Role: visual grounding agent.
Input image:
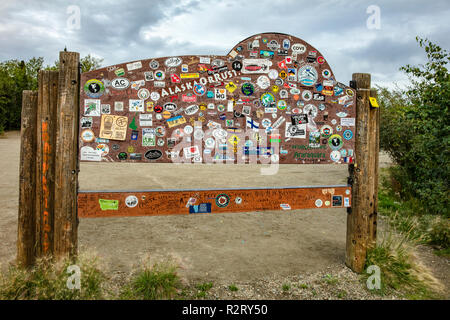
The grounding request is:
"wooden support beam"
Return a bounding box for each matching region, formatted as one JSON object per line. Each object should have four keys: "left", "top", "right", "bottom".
{"left": 17, "top": 90, "right": 38, "bottom": 267}
{"left": 345, "top": 73, "right": 371, "bottom": 273}
{"left": 36, "top": 71, "right": 59, "bottom": 257}
{"left": 368, "top": 88, "right": 380, "bottom": 248}
{"left": 53, "top": 51, "right": 80, "bottom": 259}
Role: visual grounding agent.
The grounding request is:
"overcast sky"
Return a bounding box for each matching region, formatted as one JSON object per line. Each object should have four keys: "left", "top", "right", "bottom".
{"left": 1, "top": 0, "right": 449, "bottom": 88}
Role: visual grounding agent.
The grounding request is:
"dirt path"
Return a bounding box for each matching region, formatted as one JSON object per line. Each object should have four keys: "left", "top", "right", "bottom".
{"left": 4, "top": 130, "right": 444, "bottom": 300}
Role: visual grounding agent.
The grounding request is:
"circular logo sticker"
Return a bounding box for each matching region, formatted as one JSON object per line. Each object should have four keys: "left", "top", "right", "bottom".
{"left": 330, "top": 150, "right": 341, "bottom": 162}
{"left": 84, "top": 79, "right": 104, "bottom": 98}
{"left": 257, "top": 76, "right": 270, "bottom": 89}
{"left": 155, "top": 126, "right": 165, "bottom": 137}
{"left": 81, "top": 129, "right": 95, "bottom": 142}
{"left": 193, "top": 84, "right": 206, "bottom": 96}
{"left": 215, "top": 193, "right": 230, "bottom": 208}
{"left": 343, "top": 130, "right": 353, "bottom": 140}
{"left": 268, "top": 69, "right": 279, "bottom": 80}
{"left": 277, "top": 100, "right": 287, "bottom": 110}
{"left": 117, "top": 152, "right": 127, "bottom": 160}
{"left": 260, "top": 92, "right": 275, "bottom": 108}
{"left": 149, "top": 60, "right": 159, "bottom": 69}
{"left": 302, "top": 90, "right": 312, "bottom": 101}
{"left": 315, "top": 199, "right": 323, "bottom": 207}
{"left": 298, "top": 65, "right": 318, "bottom": 86}
{"left": 138, "top": 88, "right": 150, "bottom": 100}
{"left": 320, "top": 125, "right": 333, "bottom": 137}
{"left": 235, "top": 197, "right": 242, "bottom": 204}
{"left": 183, "top": 125, "right": 193, "bottom": 135}
{"left": 328, "top": 134, "right": 343, "bottom": 150}
{"left": 125, "top": 195, "right": 139, "bottom": 208}
{"left": 154, "top": 70, "right": 165, "bottom": 80}
{"left": 322, "top": 69, "right": 331, "bottom": 79}
{"left": 241, "top": 83, "right": 254, "bottom": 96}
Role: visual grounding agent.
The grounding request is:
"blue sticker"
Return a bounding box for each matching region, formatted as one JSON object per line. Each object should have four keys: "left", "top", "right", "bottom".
{"left": 343, "top": 130, "right": 353, "bottom": 140}
{"left": 189, "top": 203, "right": 212, "bottom": 214}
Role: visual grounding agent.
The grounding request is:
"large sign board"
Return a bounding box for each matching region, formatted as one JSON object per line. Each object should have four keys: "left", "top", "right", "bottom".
{"left": 79, "top": 33, "right": 356, "bottom": 164}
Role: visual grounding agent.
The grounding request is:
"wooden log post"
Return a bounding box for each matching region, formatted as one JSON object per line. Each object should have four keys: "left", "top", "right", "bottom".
{"left": 53, "top": 51, "right": 80, "bottom": 259}
{"left": 17, "top": 91, "right": 38, "bottom": 267}
{"left": 35, "top": 71, "right": 59, "bottom": 258}
{"left": 345, "top": 73, "right": 372, "bottom": 273}
{"left": 368, "top": 88, "right": 380, "bottom": 248}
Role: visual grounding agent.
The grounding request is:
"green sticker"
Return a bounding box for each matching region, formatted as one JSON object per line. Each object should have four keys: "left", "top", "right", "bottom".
{"left": 129, "top": 115, "right": 138, "bottom": 130}
{"left": 99, "top": 199, "right": 119, "bottom": 210}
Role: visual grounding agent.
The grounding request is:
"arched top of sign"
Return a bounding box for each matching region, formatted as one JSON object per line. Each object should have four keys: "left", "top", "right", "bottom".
{"left": 79, "top": 32, "right": 356, "bottom": 164}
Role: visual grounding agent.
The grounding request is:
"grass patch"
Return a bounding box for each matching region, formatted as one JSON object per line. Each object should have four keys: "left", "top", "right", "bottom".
{"left": 195, "top": 282, "right": 213, "bottom": 298}
{"left": 322, "top": 274, "right": 339, "bottom": 285}
{"left": 299, "top": 283, "right": 308, "bottom": 289}
{"left": 228, "top": 284, "right": 238, "bottom": 292}
{"left": 120, "top": 261, "right": 180, "bottom": 300}
{"left": 282, "top": 283, "right": 290, "bottom": 291}
{"left": 0, "top": 251, "right": 105, "bottom": 300}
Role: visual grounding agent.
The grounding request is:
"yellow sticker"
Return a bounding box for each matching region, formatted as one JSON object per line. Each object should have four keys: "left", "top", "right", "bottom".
{"left": 225, "top": 81, "right": 237, "bottom": 93}
{"left": 369, "top": 97, "right": 379, "bottom": 108}
{"left": 180, "top": 73, "right": 200, "bottom": 79}
{"left": 99, "top": 115, "right": 128, "bottom": 141}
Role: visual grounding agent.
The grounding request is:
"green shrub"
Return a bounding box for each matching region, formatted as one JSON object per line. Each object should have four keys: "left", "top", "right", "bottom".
{"left": 120, "top": 262, "right": 180, "bottom": 300}
{"left": 377, "top": 37, "right": 450, "bottom": 217}
{"left": 428, "top": 218, "right": 450, "bottom": 248}
{"left": 0, "top": 252, "right": 106, "bottom": 300}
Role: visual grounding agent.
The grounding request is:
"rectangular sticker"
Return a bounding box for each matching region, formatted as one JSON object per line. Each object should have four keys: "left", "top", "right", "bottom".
{"left": 340, "top": 118, "right": 355, "bottom": 126}
{"left": 189, "top": 203, "right": 212, "bottom": 214}
{"left": 99, "top": 115, "right": 128, "bottom": 141}
{"left": 139, "top": 114, "right": 153, "bottom": 126}
{"left": 99, "top": 199, "right": 119, "bottom": 210}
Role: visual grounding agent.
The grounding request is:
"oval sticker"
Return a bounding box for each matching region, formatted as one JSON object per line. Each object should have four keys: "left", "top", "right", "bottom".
{"left": 111, "top": 78, "right": 130, "bottom": 90}
{"left": 144, "top": 149, "right": 163, "bottom": 160}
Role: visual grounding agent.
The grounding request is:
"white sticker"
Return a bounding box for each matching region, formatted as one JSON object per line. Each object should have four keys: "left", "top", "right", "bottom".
{"left": 125, "top": 195, "right": 139, "bottom": 208}
{"left": 126, "top": 61, "right": 142, "bottom": 71}
{"left": 139, "top": 114, "right": 153, "bottom": 126}
{"left": 280, "top": 203, "right": 291, "bottom": 210}
{"left": 341, "top": 118, "right": 355, "bottom": 126}
{"left": 315, "top": 199, "right": 323, "bottom": 207}
{"left": 80, "top": 146, "right": 101, "bottom": 161}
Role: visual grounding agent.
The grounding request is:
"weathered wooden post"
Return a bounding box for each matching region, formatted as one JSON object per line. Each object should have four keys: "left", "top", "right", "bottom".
{"left": 345, "top": 73, "right": 373, "bottom": 273}
{"left": 17, "top": 91, "right": 38, "bottom": 267}
{"left": 35, "top": 70, "right": 59, "bottom": 257}
{"left": 368, "top": 89, "right": 380, "bottom": 248}
{"left": 53, "top": 51, "right": 80, "bottom": 259}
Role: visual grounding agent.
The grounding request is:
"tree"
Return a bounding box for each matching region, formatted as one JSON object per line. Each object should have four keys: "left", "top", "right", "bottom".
{"left": 379, "top": 37, "right": 450, "bottom": 216}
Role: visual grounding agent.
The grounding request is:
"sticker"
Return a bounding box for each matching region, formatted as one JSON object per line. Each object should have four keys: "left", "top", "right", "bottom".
{"left": 330, "top": 150, "right": 341, "bottom": 162}
{"left": 84, "top": 79, "right": 105, "bottom": 98}
{"left": 144, "top": 149, "right": 163, "bottom": 160}
{"left": 154, "top": 70, "right": 165, "bottom": 81}
{"left": 332, "top": 195, "right": 343, "bottom": 207}
{"left": 285, "top": 123, "right": 306, "bottom": 138}
{"left": 215, "top": 193, "right": 230, "bottom": 208}
{"left": 149, "top": 60, "right": 159, "bottom": 69}
{"left": 99, "top": 115, "right": 128, "bottom": 141}
{"left": 114, "top": 101, "right": 124, "bottom": 112}
{"left": 280, "top": 203, "right": 291, "bottom": 210}
{"left": 117, "top": 152, "right": 128, "bottom": 160}
{"left": 328, "top": 134, "right": 343, "bottom": 150}
{"left": 111, "top": 78, "right": 130, "bottom": 90}
{"left": 214, "top": 88, "right": 226, "bottom": 100}
{"left": 183, "top": 145, "right": 200, "bottom": 159}
{"left": 165, "top": 57, "right": 182, "bottom": 67}
{"left": 369, "top": 97, "right": 379, "bottom": 108}
{"left": 298, "top": 65, "right": 318, "bottom": 86}
{"left": 193, "top": 84, "right": 206, "bottom": 96}
{"left": 96, "top": 144, "right": 109, "bottom": 156}
{"left": 138, "top": 88, "right": 150, "bottom": 100}
{"left": 80, "top": 146, "right": 101, "bottom": 161}
{"left": 167, "top": 116, "right": 186, "bottom": 128}
{"left": 84, "top": 99, "right": 101, "bottom": 116}
{"left": 315, "top": 199, "right": 323, "bottom": 207}
{"left": 81, "top": 117, "right": 93, "bottom": 128}
{"left": 142, "top": 129, "right": 156, "bottom": 147}
{"left": 125, "top": 195, "right": 139, "bottom": 208}
{"left": 129, "top": 99, "right": 144, "bottom": 112}
{"left": 341, "top": 118, "right": 355, "bottom": 127}
{"left": 99, "top": 199, "right": 119, "bottom": 211}
{"left": 343, "top": 130, "right": 353, "bottom": 140}
{"left": 81, "top": 129, "right": 95, "bottom": 142}
{"left": 291, "top": 43, "right": 306, "bottom": 54}
{"left": 189, "top": 203, "right": 212, "bottom": 214}
{"left": 126, "top": 61, "right": 142, "bottom": 71}
{"left": 235, "top": 197, "right": 242, "bottom": 205}
{"left": 344, "top": 197, "right": 350, "bottom": 207}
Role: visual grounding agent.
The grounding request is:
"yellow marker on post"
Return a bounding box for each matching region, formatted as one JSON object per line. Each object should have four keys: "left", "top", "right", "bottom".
{"left": 369, "top": 97, "right": 379, "bottom": 108}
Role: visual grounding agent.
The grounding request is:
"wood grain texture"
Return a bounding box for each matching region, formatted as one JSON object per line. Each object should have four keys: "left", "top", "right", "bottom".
{"left": 36, "top": 71, "right": 59, "bottom": 257}
{"left": 53, "top": 52, "right": 80, "bottom": 259}
{"left": 368, "top": 88, "right": 379, "bottom": 248}
{"left": 78, "top": 186, "right": 352, "bottom": 218}
{"left": 17, "top": 90, "right": 38, "bottom": 267}
{"left": 345, "top": 73, "right": 371, "bottom": 273}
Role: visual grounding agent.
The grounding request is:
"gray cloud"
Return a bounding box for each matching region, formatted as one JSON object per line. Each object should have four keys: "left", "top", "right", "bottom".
{"left": 0, "top": 0, "right": 449, "bottom": 88}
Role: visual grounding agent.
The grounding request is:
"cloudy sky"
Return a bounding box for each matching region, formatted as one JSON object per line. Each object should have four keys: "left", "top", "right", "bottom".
{"left": 1, "top": 0, "right": 449, "bottom": 88}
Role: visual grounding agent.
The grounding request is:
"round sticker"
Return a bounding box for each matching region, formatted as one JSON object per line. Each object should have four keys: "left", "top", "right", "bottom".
{"left": 261, "top": 118, "right": 272, "bottom": 128}
{"left": 260, "top": 92, "right": 275, "bottom": 108}
{"left": 216, "top": 193, "right": 230, "bottom": 208}
{"left": 117, "top": 152, "right": 127, "bottom": 160}
{"left": 232, "top": 61, "right": 242, "bottom": 71}
{"left": 322, "top": 69, "right": 331, "bottom": 79}
{"left": 138, "top": 88, "right": 150, "bottom": 100}
{"left": 193, "top": 84, "right": 206, "bottom": 96}
{"left": 157, "top": 138, "right": 165, "bottom": 147}
{"left": 154, "top": 70, "right": 165, "bottom": 80}
{"left": 155, "top": 126, "right": 165, "bottom": 137}
{"left": 302, "top": 90, "right": 312, "bottom": 101}
{"left": 81, "top": 129, "right": 95, "bottom": 142}
{"left": 270, "top": 154, "right": 279, "bottom": 162}
{"left": 343, "top": 130, "right": 353, "bottom": 140}
{"left": 235, "top": 197, "right": 242, "bottom": 205}
{"left": 125, "top": 195, "right": 139, "bottom": 208}
{"left": 205, "top": 137, "right": 215, "bottom": 148}
{"left": 150, "top": 91, "right": 160, "bottom": 101}
{"left": 84, "top": 79, "right": 105, "bottom": 98}
{"left": 183, "top": 125, "right": 193, "bottom": 135}
{"left": 162, "top": 110, "right": 171, "bottom": 119}
{"left": 320, "top": 125, "right": 333, "bottom": 137}
{"left": 277, "top": 100, "right": 287, "bottom": 110}
{"left": 298, "top": 65, "right": 318, "bottom": 86}
{"left": 268, "top": 69, "right": 279, "bottom": 80}
{"left": 241, "top": 83, "right": 254, "bottom": 96}
{"left": 330, "top": 150, "right": 341, "bottom": 162}
{"left": 304, "top": 104, "right": 318, "bottom": 118}
{"left": 149, "top": 60, "right": 159, "bottom": 69}
{"left": 194, "top": 129, "right": 204, "bottom": 140}
{"left": 315, "top": 199, "right": 323, "bottom": 207}
{"left": 328, "top": 134, "right": 343, "bottom": 150}
{"left": 257, "top": 76, "right": 271, "bottom": 89}
{"left": 325, "top": 200, "right": 331, "bottom": 206}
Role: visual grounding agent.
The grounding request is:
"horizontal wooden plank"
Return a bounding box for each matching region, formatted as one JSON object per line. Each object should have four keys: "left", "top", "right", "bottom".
{"left": 77, "top": 186, "right": 352, "bottom": 218}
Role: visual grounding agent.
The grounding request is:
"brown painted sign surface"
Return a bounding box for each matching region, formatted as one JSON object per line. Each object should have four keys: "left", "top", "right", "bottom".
{"left": 79, "top": 32, "right": 356, "bottom": 164}
{"left": 78, "top": 186, "right": 352, "bottom": 218}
